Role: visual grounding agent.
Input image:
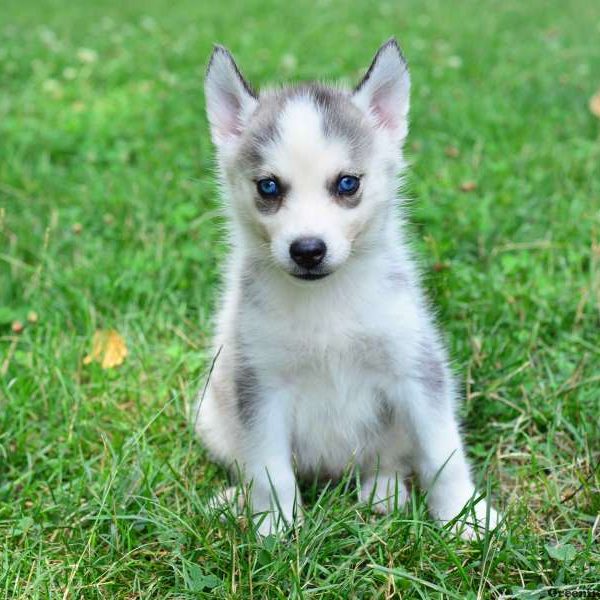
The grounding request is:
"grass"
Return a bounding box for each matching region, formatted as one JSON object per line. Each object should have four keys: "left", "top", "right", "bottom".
{"left": 1, "top": 0, "right": 599, "bottom": 597}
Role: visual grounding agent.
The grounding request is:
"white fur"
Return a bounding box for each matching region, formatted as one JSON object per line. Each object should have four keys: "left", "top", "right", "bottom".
{"left": 195, "top": 41, "right": 499, "bottom": 539}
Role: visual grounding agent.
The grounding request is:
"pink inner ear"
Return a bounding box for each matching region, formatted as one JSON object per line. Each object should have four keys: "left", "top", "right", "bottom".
{"left": 216, "top": 91, "right": 244, "bottom": 139}
{"left": 371, "top": 84, "right": 398, "bottom": 131}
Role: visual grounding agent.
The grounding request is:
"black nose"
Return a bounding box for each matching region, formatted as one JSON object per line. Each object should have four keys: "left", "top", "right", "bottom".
{"left": 289, "top": 237, "right": 327, "bottom": 269}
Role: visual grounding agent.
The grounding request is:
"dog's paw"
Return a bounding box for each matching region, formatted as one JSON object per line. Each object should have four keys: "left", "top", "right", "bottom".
{"left": 208, "top": 486, "right": 246, "bottom": 523}
{"left": 458, "top": 502, "right": 501, "bottom": 541}
{"left": 432, "top": 497, "right": 501, "bottom": 541}
{"left": 359, "top": 473, "right": 409, "bottom": 514}
{"left": 253, "top": 507, "right": 303, "bottom": 537}
{"left": 208, "top": 487, "right": 303, "bottom": 536}
{"left": 209, "top": 486, "right": 243, "bottom": 509}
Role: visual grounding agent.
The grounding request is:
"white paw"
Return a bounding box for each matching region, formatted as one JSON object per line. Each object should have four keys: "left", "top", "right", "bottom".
{"left": 208, "top": 486, "right": 303, "bottom": 536}
{"left": 208, "top": 486, "right": 246, "bottom": 522}
{"left": 253, "top": 505, "right": 303, "bottom": 537}
{"left": 432, "top": 497, "right": 501, "bottom": 540}
{"left": 254, "top": 511, "right": 287, "bottom": 537}
{"left": 459, "top": 501, "right": 501, "bottom": 541}
{"left": 359, "top": 473, "right": 409, "bottom": 514}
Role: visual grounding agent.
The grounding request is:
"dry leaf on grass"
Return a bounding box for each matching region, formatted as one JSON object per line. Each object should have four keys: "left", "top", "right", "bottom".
{"left": 432, "top": 262, "right": 450, "bottom": 272}
{"left": 460, "top": 181, "right": 478, "bottom": 192}
{"left": 83, "top": 329, "right": 128, "bottom": 369}
{"left": 589, "top": 90, "right": 600, "bottom": 118}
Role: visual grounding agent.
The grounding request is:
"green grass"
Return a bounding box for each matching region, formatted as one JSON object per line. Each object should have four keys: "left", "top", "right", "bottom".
{"left": 1, "top": 0, "right": 599, "bottom": 597}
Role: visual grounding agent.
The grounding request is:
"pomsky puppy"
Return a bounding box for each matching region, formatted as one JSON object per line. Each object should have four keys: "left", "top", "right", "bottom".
{"left": 194, "top": 38, "right": 499, "bottom": 538}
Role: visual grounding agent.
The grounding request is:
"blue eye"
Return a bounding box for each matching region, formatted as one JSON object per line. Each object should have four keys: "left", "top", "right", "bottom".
{"left": 257, "top": 178, "right": 280, "bottom": 198}
{"left": 337, "top": 175, "right": 360, "bottom": 195}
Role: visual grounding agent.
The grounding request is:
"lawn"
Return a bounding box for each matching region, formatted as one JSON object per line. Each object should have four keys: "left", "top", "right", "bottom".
{"left": 1, "top": 0, "right": 599, "bottom": 597}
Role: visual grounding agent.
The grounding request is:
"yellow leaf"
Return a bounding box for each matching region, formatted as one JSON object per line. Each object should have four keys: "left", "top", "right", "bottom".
{"left": 590, "top": 90, "right": 600, "bottom": 118}
{"left": 460, "top": 181, "right": 478, "bottom": 192}
{"left": 83, "top": 329, "right": 128, "bottom": 369}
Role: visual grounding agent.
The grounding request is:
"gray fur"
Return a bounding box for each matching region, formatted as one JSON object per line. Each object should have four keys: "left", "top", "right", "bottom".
{"left": 255, "top": 184, "right": 285, "bottom": 215}
{"left": 235, "top": 353, "right": 260, "bottom": 423}
{"left": 375, "top": 391, "right": 396, "bottom": 428}
{"left": 240, "top": 269, "right": 260, "bottom": 307}
{"left": 237, "top": 93, "right": 287, "bottom": 172}
{"left": 353, "top": 38, "right": 408, "bottom": 95}
{"left": 304, "top": 84, "right": 373, "bottom": 163}
{"left": 386, "top": 269, "right": 409, "bottom": 287}
{"left": 416, "top": 339, "right": 447, "bottom": 396}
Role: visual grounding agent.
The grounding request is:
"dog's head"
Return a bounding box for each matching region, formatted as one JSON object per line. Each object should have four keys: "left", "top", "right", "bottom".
{"left": 205, "top": 39, "right": 410, "bottom": 282}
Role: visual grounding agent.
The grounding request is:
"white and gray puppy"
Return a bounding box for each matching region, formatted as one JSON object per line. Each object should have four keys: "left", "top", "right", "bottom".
{"left": 195, "top": 38, "right": 499, "bottom": 538}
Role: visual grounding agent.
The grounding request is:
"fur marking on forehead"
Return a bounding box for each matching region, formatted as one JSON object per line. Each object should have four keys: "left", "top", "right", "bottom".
{"left": 238, "top": 84, "right": 373, "bottom": 171}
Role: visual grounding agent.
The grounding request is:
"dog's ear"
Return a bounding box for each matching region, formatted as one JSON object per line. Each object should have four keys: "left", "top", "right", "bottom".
{"left": 352, "top": 38, "right": 410, "bottom": 142}
{"left": 205, "top": 45, "right": 258, "bottom": 146}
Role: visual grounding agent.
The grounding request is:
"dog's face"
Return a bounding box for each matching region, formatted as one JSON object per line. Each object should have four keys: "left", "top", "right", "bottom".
{"left": 205, "top": 40, "right": 410, "bottom": 281}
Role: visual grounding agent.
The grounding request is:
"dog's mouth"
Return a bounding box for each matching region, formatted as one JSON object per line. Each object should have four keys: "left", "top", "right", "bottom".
{"left": 290, "top": 271, "right": 331, "bottom": 281}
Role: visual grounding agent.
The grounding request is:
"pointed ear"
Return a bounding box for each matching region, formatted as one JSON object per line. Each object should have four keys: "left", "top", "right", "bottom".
{"left": 205, "top": 45, "right": 258, "bottom": 146}
{"left": 352, "top": 38, "right": 410, "bottom": 141}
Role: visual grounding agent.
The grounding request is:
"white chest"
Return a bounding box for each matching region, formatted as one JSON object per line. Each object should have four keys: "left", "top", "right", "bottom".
{"left": 288, "top": 357, "right": 389, "bottom": 476}
{"left": 238, "top": 274, "right": 422, "bottom": 476}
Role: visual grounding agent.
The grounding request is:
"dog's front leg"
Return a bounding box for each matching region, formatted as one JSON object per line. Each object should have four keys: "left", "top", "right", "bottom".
{"left": 402, "top": 380, "right": 499, "bottom": 539}
{"left": 241, "top": 388, "right": 300, "bottom": 536}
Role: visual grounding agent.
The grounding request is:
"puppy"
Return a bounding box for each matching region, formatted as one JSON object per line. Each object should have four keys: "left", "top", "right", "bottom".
{"left": 194, "top": 39, "right": 499, "bottom": 538}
